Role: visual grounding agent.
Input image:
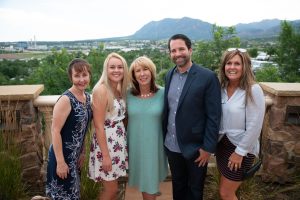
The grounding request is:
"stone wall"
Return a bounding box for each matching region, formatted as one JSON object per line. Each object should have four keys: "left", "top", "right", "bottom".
{"left": 260, "top": 83, "right": 300, "bottom": 183}
{"left": 1, "top": 99, "right": 44, "bottom": 194}
{"left": 0, "top": 85, "right": 45, "bottom": 195}
{"left": 20, "top": 101, "right": 45, "bottom": 194}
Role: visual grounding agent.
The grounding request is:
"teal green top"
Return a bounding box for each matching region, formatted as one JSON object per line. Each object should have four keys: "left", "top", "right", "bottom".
{"left": 127, "top": 88, "right": 168, "bottom": 194}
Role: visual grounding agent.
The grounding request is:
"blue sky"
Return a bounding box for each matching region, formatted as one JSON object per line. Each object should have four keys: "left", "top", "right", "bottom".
{"left": 0, "top": 0, "right": 299, "bottom": 42}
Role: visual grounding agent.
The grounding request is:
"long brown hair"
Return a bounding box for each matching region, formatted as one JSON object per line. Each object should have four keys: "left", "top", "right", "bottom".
{"left": 218, "top": 49, "right": 256, "bottom": 104}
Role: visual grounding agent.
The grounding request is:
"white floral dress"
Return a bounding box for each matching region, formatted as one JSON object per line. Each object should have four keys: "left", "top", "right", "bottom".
{"left": 88, "top": 99, "right": 128, "bottom": 181}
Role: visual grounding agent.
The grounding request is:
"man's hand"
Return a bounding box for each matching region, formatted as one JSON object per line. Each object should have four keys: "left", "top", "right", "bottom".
{"left": 194, "top": 148, "right": 211, "bottom": 167}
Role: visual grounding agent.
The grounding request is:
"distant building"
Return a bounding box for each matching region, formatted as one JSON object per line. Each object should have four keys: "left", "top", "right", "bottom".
{"left": 256, "top": 52, "right": 270, "bottom": 61}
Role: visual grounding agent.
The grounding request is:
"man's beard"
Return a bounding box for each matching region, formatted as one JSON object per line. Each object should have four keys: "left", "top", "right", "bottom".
{"left": 174, "top": 56, "right": 189, "bottom": 67}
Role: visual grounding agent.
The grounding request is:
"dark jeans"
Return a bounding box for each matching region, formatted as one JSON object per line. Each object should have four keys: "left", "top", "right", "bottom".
{"left": 166, "top": 148, "right": 207, "bottom": 200}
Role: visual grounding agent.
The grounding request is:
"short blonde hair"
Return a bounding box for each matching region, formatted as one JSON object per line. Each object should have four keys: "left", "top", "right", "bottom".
{"left": 129, "top": 56, "right": 159, "bottom": 96}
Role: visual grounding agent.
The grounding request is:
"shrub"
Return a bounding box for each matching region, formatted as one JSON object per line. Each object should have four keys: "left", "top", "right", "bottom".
{"left": 80, "top": 127, "right": 102, "bottom": 200}
{"left": 0, "top": 133, "right": 28, "bottom": 200}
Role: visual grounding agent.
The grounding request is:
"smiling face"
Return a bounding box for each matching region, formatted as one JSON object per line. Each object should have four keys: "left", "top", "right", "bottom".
{"left": 133, "top": 64, "right": 152, "bottom": 87}
{"left": 71, "top": 67, "right": 90, "bottom": 91}
{"left": 107, "top": 57, "right": 124, "bottom": 84}
{"left": 169, "top": 39, "right": 192, "bottom": 69}
{"left": 224, "top": 54, "right": 243, "bottom": 83}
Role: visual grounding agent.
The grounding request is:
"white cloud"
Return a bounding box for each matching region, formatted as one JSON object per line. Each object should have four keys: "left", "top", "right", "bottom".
{"left": 0, "top": 0, "right": 299, "bottom": 41}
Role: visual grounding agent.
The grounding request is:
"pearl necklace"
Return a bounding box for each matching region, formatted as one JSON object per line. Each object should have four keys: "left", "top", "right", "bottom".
{"left": 140, "top": 92, "right": 152, "bottom": 98}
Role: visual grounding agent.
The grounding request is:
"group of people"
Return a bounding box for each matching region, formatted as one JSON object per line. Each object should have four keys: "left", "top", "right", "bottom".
{"left": 45, "top": 33, "right": 265, "bottom": 200}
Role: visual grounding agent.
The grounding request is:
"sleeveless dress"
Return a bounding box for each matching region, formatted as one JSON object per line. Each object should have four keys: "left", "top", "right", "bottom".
{"left": 46, "top": 90, "right": 92, "bottom": 200}
{"left": 88, "top": 98, "right": 128, "bottom": 181}
{"left": 127, "top": 88, "right": 168, "bottom": 194}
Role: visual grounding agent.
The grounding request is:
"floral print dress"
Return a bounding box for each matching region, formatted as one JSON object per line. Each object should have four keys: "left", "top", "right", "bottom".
{"left": 88, "top": 98, "right": 128, "bottom": 181}
{"left": 46, "top": 90, "right": 92, "bottom": 200}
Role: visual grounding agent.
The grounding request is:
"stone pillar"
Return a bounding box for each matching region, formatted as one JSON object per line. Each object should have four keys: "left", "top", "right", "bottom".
{"left": 33, "top": 95, "right": 60, "bottom": 184}
{"left": 260, "top": 82, "right": 300, "bottom": 183}
{"left": 0, "top": 85, "right": 45, "bottom": 195}
{"left": 37, "top": 107, "right": 53, "bottom": 159}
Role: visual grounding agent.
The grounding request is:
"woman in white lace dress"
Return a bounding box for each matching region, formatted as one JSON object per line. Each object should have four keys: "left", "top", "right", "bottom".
{"left": 88, "top": 52, "right": 129, "bottom": 200}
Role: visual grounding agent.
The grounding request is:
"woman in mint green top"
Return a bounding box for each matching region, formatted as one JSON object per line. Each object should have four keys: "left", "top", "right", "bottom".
{"left": 127, "top": 56, "right": 168, "bottom": 200}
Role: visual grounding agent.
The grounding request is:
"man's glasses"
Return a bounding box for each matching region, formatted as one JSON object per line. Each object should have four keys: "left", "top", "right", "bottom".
{"left": 227, "top": 48, "right": 247, "bottom": 53}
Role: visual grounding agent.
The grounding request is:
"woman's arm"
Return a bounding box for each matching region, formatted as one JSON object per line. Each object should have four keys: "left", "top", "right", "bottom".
{"left": 92, "top": 85, "right": 112, "bottom": 172}
{"left": 51, "top": 95, "right": 71, "bottom": 179}
{"left": 235, "top": 84, "right": 265, "bottom": 156}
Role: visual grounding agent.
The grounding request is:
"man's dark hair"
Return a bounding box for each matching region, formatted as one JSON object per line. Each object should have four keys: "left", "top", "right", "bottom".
{"left": 168, "top": 34, "right": 192, "bottom": 52}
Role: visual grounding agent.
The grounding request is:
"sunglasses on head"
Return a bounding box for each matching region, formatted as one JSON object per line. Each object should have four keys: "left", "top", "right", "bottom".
{"left": 227, "top": 48, "right": 247, "bottom": 53}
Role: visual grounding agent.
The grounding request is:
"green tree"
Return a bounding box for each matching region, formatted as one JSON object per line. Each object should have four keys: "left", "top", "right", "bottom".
{"left": 275, "top": 21, "right": 300, "bottom": 82}
{"left": 255, "top": 64, "right": 282, "bottom": 82}
{"left": 86, "top": 47, "right": 108, "bottom": 86}
{"left": 193, "top": 24, "right": 240, "bottom": 72}
{"left": 0, "top": 59, "right": 39, "bottom": 85}
{"left": 26, "top": 49, "right": 77, "bottom": 94}
{"left": 0, "top": 72, "right": 8, "bottom": 84}
{"left": 248, "top": 48, "right": 258, "bottom": 58}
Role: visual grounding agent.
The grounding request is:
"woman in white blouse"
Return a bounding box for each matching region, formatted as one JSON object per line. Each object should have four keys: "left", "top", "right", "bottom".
{"left": 215, "top": 48, "right": 265, "bottom": 200}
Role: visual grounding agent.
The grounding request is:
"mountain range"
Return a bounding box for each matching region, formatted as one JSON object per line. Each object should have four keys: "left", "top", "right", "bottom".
{"left": 110, "top": 17, "right": 300, "bottom": 41}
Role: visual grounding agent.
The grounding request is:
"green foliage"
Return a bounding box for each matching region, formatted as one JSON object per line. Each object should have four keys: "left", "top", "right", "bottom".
{"left": 0, "top": 133, "right": 27, "bottom": 200}
{"left": 237, "top": 177, "right": 265, "bottom": 200}
{"left": 0, "top": 59, "right": 39, "bottom": 85}
{"left": 204, "top": 167, "right": 221, "bottom": 199}
{"left": 193, "top": 24, "right": 240, "bottom": 72}
{"left": 275, "top": 21, "right": 300, "bottom": 82}
{"left": 0, "top": 72, "right": 8, "bottom": 83}
{"left": 248, "top": 48, "right": 258, "bottom": 58}
{"left": 86, "top": 47, "right": 108, "bottom": 86}
{"left": 265, "top": 46, "right": 277, "bottom": 58}
{"left": 157, "top": 68, "right": 169, "bottom": 86}
{"left": 26, "top": 48, "right": 92, "bottom": 95}
{"left": 0, "top": 47, "right": 173, "bottom": 94}
{"left": 205, "top": 166, "right": 300, "bottom": 200}
{"left": 255, "top": 65, "right": 282, "bottom": 82}
{"left": 193, "top": 42, "right": 217, "bottom": 70}
{"left": 205, "top": 167, "right": 265, "bottom": 200}
{"left": 80, "top": 127, "right": 102, "bottom": 200}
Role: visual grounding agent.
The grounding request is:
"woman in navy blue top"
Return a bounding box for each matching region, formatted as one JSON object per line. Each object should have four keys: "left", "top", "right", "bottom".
{"left": 46, "top": 58, "right": 92, "bottom": 200}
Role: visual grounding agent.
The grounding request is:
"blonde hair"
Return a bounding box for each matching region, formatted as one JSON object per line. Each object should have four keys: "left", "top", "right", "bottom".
{"left": 129, "top": 56, "right": 159, "bottom": 96}
{"left": 218, "top": 50, "right": 256, "bottom": 104}
{"left": 93, "top": 52, "right": 129, "bottom": 112}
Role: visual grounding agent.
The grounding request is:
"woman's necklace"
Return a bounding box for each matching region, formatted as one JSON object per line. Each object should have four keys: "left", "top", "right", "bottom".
{"left": 140, "top": 92, "right": 152, "bottom": 98}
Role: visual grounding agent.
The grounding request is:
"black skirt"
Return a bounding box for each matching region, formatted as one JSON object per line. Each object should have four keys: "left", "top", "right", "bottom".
{"left": 216, "top": 135, "right": 255, "bottom": 181}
